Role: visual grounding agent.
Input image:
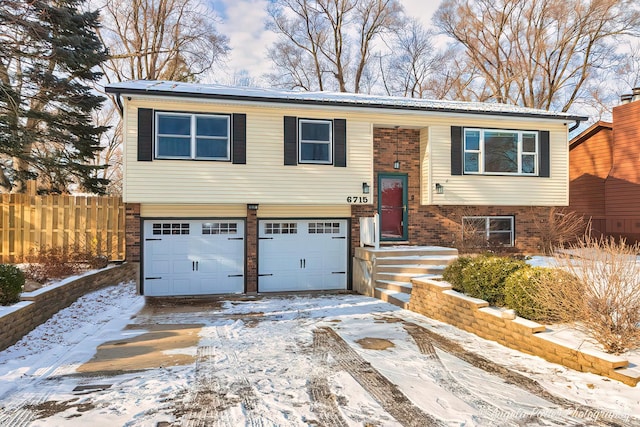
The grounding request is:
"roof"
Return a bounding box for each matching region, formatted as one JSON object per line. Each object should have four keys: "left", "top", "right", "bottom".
{"left": 105, "top": 80, "right": 588, "bottom": 122}
{"left": 569, "top": 121, "right": 613, "bottom": 149}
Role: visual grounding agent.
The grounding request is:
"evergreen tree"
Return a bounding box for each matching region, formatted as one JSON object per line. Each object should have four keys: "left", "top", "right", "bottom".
{"left": 0, "top": 0, "right": 109, "bottom": 194}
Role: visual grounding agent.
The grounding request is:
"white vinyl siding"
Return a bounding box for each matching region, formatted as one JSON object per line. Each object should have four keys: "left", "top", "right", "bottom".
{"left": 123, "top": 98, "right": 372, "bottom": 204}
{"left": 426, "top": 122, "right": 568, "bottom": 206}
{"left": 123, "top": 96, "right": 568, "bottom": 207}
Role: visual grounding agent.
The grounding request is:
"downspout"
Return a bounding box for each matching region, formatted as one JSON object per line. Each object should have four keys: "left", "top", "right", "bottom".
{"left": 569, "top": 120, "right": 581, "bottom": 133}
{"left": 111, "top": 92, "right": 124, "bottom": 116}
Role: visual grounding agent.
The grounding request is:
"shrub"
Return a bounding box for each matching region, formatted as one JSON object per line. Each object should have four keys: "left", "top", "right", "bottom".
{"left": 504, "top": 267, "right": 581, "bottom": 323}
{"left": 0, "top": 264, "right": 25, "bottom": 305}
{"left": 552, "top": 237, "right": 640, "bottom": 354}
{"left": 442, "top": 256, "right": 472, "bottom": 292}
{"left": 459, "top": 255, "right": 528, "bottom": 306}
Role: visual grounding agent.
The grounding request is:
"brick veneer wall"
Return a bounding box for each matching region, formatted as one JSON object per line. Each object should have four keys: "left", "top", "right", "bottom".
{"left": 246, "top": 207, "right": 258, "bottom": 293}
{"left": 351, "top": 128, "right": 558, "bottom": 253}
{"left": 125, "top": 203, "right": 141, "bottom": 262}
{"left": 409, "top": 277, "right": 638, "bottom": 386}
{"left": 0, "top": 263, "right": 138, "bottom": 352}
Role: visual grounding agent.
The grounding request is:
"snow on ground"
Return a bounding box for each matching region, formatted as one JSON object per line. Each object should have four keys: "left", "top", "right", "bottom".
{"left": 0, "top": 282, "right": 639, "bottom": 426}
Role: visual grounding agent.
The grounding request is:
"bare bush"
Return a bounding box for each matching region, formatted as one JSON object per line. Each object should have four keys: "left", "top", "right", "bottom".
{"left": 534, "top": 208, "right": 590, "bottom": 254}
{"left": 549, "top": 237, "right": 640, "bottom": 354}
{"left": 23, "top": 245, "right": 109, "bottom": 284}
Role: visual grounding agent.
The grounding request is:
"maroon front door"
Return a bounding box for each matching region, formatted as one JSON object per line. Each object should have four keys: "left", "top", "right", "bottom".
{"left": 379, "top": 174, "right": 407, "bottom": 241}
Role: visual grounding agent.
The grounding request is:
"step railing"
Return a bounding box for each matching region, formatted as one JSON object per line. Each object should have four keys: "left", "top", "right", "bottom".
{"left": 359, "top": 213, "right": 380, "bottom": 249}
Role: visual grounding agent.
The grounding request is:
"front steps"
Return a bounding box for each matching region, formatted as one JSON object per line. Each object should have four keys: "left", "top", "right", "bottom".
{"left": 363, "top": 246, "right": 458, "bottom": 309}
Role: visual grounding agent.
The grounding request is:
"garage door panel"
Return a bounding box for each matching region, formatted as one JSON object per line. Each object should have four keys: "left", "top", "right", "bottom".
{"left": 144, "top": 219, "right": 245, "bottom": 296}
{"left": 258, "top": 219, "right": 348, "bottom": 292}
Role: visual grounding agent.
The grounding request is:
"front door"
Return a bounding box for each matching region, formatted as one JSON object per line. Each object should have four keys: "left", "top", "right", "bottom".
{"left": 378, "top": 174, "right": 408, "bottom": 241}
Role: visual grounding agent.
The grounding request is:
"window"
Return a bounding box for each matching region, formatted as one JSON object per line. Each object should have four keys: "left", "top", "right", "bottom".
{"left": 462, "top": 216, "right": 514, "bottom": 247}
{"left": 464, "top": 129, "right": 538, "bottom": 175}
{"left": 152, "top": 223, "right": 190, "bottom": 235}
{"left": 299, "top": 119, "right": 332, "bottom": 164}
{"left": 264, "top": 223, "right": 297, "bottom": 234}
{"left": 308, "top": 222, "right": 341, "bottom": 234}
{"left": 156, "top": 112, "right": 230, "bottom": 160}
{"left": 202, "top": 222, "right": 237, "bottom": 235}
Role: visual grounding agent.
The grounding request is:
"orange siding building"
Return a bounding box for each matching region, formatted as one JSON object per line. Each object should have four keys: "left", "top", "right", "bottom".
{"left": 569, "top": 92, "right": 640, "bottom": 242}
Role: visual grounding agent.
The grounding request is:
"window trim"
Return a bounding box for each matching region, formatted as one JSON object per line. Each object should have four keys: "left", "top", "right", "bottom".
{"left": 298, "top": 118, "right": 333, "bottom": 165}
{"left": 463, "top": 128, "right": 538, "bottom": 176}
{"left": 155, "top": 111, "right": 231, "bottom": 161}
{"left": 462, "top": 215, "right": 515, "bottom": 247}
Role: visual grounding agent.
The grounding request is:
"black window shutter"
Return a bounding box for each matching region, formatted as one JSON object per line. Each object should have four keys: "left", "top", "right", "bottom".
{"left": 539, "top": 130, "right": 550, "bottom": 177}
{"left": 232, "top": 113, "right": 246, "bottom": 164}
{"left": 284, "top": 116, "right": 297, "bottom": 165}
{"left": 138, "top": 108, "right": 153, "bottom": 161}
{"left": 451, "top": 126, "right": 463, "bottom": 175}
{"left": 334, "top": 118, "right": 346, "bottom": 167}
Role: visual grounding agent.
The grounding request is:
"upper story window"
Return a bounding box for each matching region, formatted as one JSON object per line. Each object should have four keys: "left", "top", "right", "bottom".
{"left": 156, "top": 112, "right": 230, "bottom": 160}
{"left": 464, "top": 128, "right": 538, "bottom": 175}
{"left": 299, "top": 119, "right": 333, "bottom": 164}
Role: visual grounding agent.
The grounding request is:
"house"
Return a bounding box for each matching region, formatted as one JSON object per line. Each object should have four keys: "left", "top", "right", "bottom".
{"left": 106, "top": 81, "right": 586, "bottom": 297}
{"left": 569, "top": 89, "right": 640, "bottom": 243}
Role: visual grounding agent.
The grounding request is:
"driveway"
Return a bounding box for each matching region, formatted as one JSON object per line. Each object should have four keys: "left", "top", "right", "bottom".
{"left": 0, "top": 282, "right": 638, "bottom": 426}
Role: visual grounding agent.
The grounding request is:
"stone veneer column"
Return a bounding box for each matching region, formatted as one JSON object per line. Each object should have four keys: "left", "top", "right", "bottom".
{"left": 125, "top": 203, "right": 141, "bottom": 262}
{"left": 245, "top": 206, "right": 258, "bottom": 293}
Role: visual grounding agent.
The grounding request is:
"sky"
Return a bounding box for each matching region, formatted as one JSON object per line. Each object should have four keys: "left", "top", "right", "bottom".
{"left": 209, "top": 0, "right": 443, "bottom": 85}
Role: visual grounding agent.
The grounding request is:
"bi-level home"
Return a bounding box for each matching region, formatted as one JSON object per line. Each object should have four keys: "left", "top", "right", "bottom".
{"left": 106, "top": 81, "right": 586, "bottom": 297}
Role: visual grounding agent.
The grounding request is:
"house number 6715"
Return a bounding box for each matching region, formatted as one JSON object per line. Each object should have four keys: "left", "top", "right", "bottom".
{"left": 347, "top": 196, "right": 368, "bottom": 203}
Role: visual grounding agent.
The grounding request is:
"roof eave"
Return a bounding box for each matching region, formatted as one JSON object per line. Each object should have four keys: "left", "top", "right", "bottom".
{"left": 105, "top": 86, "right": 589, "bottom": 122}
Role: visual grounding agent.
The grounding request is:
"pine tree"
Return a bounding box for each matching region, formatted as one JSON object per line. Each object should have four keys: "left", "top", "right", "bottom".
{"left": 0, "top": 0, "right": 109, "bottom": 194}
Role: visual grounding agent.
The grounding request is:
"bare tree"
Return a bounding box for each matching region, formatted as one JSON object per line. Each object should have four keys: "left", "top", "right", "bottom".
{"left": 434, "top": 0, "right": 640, "bottom": 112}
{"left": 90, "top": 0, "right": 229, "bottom": 194}
{"left": 267, "top": 0, "right": 403, "bottom": 93}
{"left": 96, "top": 0, "right": 229, "bottom": 88}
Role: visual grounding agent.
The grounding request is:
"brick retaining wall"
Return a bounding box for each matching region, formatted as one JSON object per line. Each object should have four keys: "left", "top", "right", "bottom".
{"left": 408, "top": 277, "right": 640, "bottom": 386}
{"left": 0, "top": 263, "right": 138, "bottom": 352}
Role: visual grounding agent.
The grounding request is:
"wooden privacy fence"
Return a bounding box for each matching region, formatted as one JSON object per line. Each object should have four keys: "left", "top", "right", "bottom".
{"left": 0, "top": 194, "right": 126, "bottom": 263}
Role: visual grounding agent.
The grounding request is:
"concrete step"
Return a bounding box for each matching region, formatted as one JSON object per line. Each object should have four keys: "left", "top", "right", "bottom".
{"left": 375, "top": 255, "right": 458, "bottom": 266}
{"left": 367, "top": 246, "right": 458, "bottom": 258}
{"left": 374, "top": 280, "right": 412, "bottom": 294}
{"left": 376, "top": 264, "right": 448, "bottom": 275}
{"left": 374, "top": 288, "right": 411, "bottom": 309}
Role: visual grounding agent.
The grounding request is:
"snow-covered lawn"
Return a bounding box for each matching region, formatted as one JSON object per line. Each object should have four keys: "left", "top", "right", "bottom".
{"left": 0, "top": 282, "right": 638, "bottom": 426}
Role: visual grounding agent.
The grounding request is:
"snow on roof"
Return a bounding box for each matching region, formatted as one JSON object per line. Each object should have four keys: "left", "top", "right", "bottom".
{"left": 105, "top": 80, "right": 588, "bottom": 121}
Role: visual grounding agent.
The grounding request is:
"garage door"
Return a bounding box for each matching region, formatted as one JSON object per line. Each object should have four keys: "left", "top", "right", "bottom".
{"left": 258, "top": 219, "right": 348, "bottom": 292}
{"left": 143, "top": 219, "right": 245, "bottom": 296}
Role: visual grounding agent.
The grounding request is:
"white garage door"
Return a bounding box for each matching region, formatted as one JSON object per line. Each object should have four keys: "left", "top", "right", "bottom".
{"left": 258, "top": 219, "right": 348, "bottom": 292}
{"left": 143, "top": 219, "right": 245, "bottom": 296}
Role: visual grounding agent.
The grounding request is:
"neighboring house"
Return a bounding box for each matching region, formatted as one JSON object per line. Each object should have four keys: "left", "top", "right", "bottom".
{"left": 106, "top": 81, "right": 586, "bottom": 297}
{"left": 569, "top": 90, "right": 640, "bottom": 243}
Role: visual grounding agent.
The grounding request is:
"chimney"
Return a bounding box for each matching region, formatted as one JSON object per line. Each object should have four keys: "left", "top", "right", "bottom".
{"left": 633, "top": 87, "right": 640, "bottom": 101}
{"left": 621, "top": 94, "right": 633, "bottom": 104}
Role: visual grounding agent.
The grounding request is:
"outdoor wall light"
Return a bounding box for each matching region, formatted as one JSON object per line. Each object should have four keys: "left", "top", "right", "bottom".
{"left": 247, "top": 203, "right": 259, "bottom": 210}
{"left": 435, "top": 183, "right": 444, "bottom": 194}
{"left": 362, "top": 182, "right": 370, "bottom": 194}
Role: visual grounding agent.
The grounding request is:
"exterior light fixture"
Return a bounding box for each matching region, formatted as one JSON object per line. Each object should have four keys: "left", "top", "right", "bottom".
{"left": 393, "top": 126, "right": 400, "bottom": 169}
{"left": 435, "top": 183, "right": 444, "bottom": 194}
{"left": 247, "top": 203, "right": 259, "bottom": 210}
{"left": 362, "top": 182, "right": 370, "bottom": 194}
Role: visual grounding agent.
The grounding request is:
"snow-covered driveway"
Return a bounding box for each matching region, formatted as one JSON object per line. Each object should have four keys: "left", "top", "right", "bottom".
{"left": 0, "top": 282, "right": 638, "bottom": 426}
